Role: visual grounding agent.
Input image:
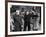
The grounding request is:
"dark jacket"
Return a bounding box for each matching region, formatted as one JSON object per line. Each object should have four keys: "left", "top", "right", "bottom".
{"left": 12, "top": 14, "right": 22, "bottom": 31}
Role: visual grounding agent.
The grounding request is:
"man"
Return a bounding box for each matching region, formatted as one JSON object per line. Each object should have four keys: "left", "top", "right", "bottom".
{"left": 24, "top": 11, "right": 32, "bottom": 31}
{"left": 31, "top": 9, "right": 39, "bottom": 31}
{"left": 23, "top": 10, "right": 39, "bottom": 31}
{"left": 10, "top": 10, "right": 23, "bottom": 31}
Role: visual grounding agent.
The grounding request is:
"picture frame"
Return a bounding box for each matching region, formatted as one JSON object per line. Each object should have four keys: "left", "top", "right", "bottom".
{"left": 5, "top": 1, "right": 45, "bottom": 36}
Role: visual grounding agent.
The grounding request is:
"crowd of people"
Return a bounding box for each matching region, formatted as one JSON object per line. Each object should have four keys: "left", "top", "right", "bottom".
{"left": 10, "top": 6, "right": 41, "bottom": 31}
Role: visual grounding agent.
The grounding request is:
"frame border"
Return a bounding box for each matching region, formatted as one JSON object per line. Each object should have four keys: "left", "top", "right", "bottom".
{"left": 5, "top": 1, "right": 45, "bottom": 37}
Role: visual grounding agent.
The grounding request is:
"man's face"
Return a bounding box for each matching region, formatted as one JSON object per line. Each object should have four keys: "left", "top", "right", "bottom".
{"left": 16, "top": 12, "right": 19, "bottom": 15}
{"left": 26, "top": 11, "right": 29, "bottom": 15}
{"left": 16, "top": 10, "right": 20, "bottom": 15}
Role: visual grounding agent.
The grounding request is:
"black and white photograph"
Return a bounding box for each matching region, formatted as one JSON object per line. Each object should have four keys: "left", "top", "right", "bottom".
{"left": 8, "top": 2, "right": 44, "bottom": 35}
{"left": 10, "top": 5, "right": 41, "bottom": 31}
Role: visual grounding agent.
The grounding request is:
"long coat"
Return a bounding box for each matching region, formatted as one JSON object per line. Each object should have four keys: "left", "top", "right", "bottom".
{"left": 12, "top": 14, "right": 22, "bottom": 31}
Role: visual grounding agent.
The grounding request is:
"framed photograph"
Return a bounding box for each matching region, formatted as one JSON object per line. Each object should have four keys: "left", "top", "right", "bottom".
{"left": 6, "top": 1, "right": 45, "bottom": 36}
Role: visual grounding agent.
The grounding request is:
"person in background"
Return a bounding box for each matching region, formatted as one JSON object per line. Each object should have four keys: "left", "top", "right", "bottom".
{"left": 10, "top": 11, "right": 16, "bottom": 31}
{"left": 31, "top": 7, "right": 40, "bottom": 31}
